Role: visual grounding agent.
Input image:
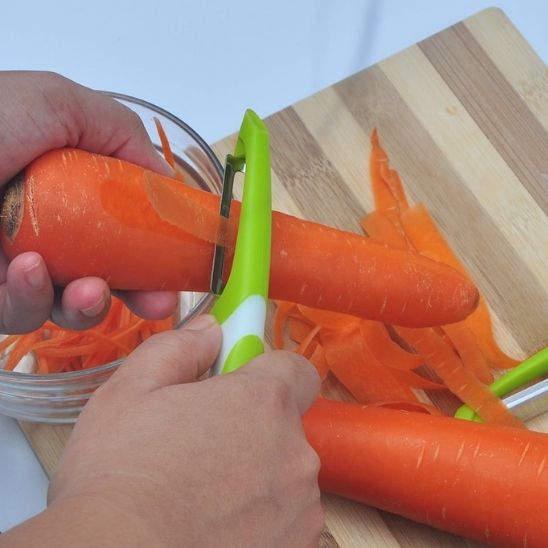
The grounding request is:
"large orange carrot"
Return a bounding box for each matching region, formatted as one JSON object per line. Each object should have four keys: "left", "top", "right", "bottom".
{"left": 0, "top": 148, "right": 478, "bottom": 328}
{"left": 304, "top": 398, "right": 548, "bottom": 547}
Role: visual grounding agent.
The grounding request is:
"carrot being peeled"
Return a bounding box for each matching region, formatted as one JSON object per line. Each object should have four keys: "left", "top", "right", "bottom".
{"left": 0, "top": 148, "right": 478, "bottom": 328}
{"left": 304, "top": 398, "right": 548, "bottom": 547}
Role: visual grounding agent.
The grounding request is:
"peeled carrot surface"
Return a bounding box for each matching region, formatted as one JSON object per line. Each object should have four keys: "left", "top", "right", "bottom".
{"left": 304, "top": 398, "right": 548, "bottom": 548}
{"left": 0, "top": 147, "right": 479, "bottom": 328}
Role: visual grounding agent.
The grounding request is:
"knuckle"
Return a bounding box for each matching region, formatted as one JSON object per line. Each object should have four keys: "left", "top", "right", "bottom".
{"left": 275, "top": 350, "right": 320, "bottom": 387}
{"left": 38, "top": 71, "right": 73, "bottom": 95}
{"left": 259, "top": 374, "right": 292, "bottom": 411}
{"left": 145, "top": 329, "right": 193, "bottom": 352}
{"left": 306, "top": 446, "right": 322, "bottom": 480}
{"left": 122, "top": 107, "right": 148, "bottom": 134}
{"left": 296, "top": 443, "right": 322, "bottom": 483}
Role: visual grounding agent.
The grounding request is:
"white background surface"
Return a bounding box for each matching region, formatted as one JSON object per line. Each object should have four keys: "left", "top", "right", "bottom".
{"left": 0, "top": 0, "right": 546, "bottom": 533}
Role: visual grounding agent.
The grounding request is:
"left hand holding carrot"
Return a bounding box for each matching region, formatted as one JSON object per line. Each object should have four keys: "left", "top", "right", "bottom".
{"left": 0, "top": 71, "right": 178, "bottom": 333}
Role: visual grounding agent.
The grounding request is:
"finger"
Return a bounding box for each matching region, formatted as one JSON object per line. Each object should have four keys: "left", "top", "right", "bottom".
{"left": 0, "top": 252, "right": 54, "bottom": 333}
{"left": 0, "top": 71, "right": 170, "bottom": 184}
{"left": 50, "top": 277, "right": 111, "bottom": 330}
{"left": 116, "top": 290, "right": 179, "bottom": 320}
{"left": 71, "top": 84, "right": 172, "bottom": 175}
{"left": 238, "top": 351, "right": 321, "bottom": 416}
{"left": 109, "top": 314, "right": 221, "bottom": 395}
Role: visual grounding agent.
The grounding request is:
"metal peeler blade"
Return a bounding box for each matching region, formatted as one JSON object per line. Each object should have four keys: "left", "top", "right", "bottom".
{"left": 210, "top": 154, "right": 245, "bottom": 295}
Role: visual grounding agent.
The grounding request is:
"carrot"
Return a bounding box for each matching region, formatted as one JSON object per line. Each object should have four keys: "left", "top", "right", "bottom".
{"left": 272, "top": 301, "right": 296, "bottom": 349}
{"left": 294, "top": 324, "right": 321, "bottom": 358}
{"left": 287, "top": 316, "right": 315, "bottom": 344}
{"left": 442, "top": 323, "right": 494, "bottom": 385}
{"left": 360, "top": 210, "right": 409, "bottom": 250}
{"left": 322, "top": 330, "right": 418, "bottom": 404}
{"left": 304, "top": 398, "right": 548, "bottom": 547}
{"left": 358, "top": 321, "right": 422, "bottom": 371}
{"left": 271, "top": 130, "right": 523, "bottom": 424}
{"left": 308, "top": 343, "right": 329, "bottom": 381}
{"left": 401, "top": 203, "right": 519, "bottom": 368}
{"left": 369, "top": 129, "right": 409, "bottom": 218}
{"left": 0, "top": 148, "right": 479, "bottom": 328}
{"left": 274, "top": 299, "right": 447, "bottom": 407}
{"left": 153, "top": 118, "right": 176, "bottom": 173}
{"left": 153, "top": 117, "right": 188, "bottom": 183}
{"left": 396, "top": 327, "right": 524, "bottom": 429}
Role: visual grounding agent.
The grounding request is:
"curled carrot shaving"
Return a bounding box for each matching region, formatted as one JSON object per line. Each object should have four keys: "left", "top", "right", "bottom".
{"left": 154, "top": 117, "right": 186, "bottom": 182}
{"left": 273, "top": 300, "right": 296, "bottom": 349}
{"left": 359, "top": 321, "right": 422, "bottom": 371}
{"left": 367, "top": 400, "right": 443, "bottom": 416}
{"left": 322, "top": 330, "right": 418, "bottom": 404}
{"left": 442, "top": 323, "right": 494, "bottom": 385}
{"left": 287, "top": 316, "right": 315, "bottom": 344}
{"left": 308, "top": 343, "right": 329, "bottom": 381}
{"left": 397, "top": 327, "right": 524, "bottom": 428}
{"left": 369, "top": 129, "right": 410, "bottom": 230}
{"left": 0, "top": 334, "right": 19, "bottom": 355}
{"left": 360, "top": 210, "right": 409, "bottom": 250}
{"left": 295, "top": 324, "right": 321, "bottom": 358}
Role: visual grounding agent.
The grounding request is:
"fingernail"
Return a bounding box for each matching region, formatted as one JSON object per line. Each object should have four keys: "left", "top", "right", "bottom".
{"left": 183, "top": 314, "right": 218, "bottom": 332}
{"left": 79, "top": 294, "right": 107, "bottom": 318}
{"left": 24, "top": 261, "right": 47, "bottom": 290}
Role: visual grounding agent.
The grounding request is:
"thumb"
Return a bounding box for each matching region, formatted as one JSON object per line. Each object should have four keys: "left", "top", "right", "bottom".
{"left": 109, "top": 314, "right": 221, "bottom": 396}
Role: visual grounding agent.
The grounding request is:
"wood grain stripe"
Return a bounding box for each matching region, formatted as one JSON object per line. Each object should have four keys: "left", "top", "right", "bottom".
{"left": 419, "top": 23, "right": 548, "bottom": 214}
{"left": 323, "top": 495, "right": 400, "bottom": 547}
{"left": 293, "top": 87, "right": 374, "bottom": 211}
{"left": 266, "top": 107, "right": 366, "bottom": 232}
{"left": 381, "top": 512, "right": 484, "bottom": 548}
{"left": 335, "top": 64, "right": 547, "bottom": 353}
{"left": 19, "top": 421, "right": 72, "bottom": 478}
{"left": 319, "top": 528, "right": 341, "bottom": 548}
{"left": 464, "top": 8, "right": 548, "bottom": 131}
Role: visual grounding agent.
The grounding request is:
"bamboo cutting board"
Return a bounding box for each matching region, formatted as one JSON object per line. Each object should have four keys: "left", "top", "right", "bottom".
{"left": 19, "top": 8, "right": 547, "bottom": 547}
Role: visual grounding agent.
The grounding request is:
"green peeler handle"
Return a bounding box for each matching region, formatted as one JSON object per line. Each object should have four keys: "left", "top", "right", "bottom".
{"left": 210, "top": 110, "right": 271, "bottom": 375}
{"left": 454, "top": 347, "right": 548, "bottom": 421}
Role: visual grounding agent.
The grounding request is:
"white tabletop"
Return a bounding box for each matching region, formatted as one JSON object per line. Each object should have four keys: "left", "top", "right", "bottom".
{"left": 0, "top": 0, "right": 546, "bottom": 533}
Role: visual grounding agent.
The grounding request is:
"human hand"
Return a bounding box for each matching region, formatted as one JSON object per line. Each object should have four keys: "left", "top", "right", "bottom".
{"left": 45, "top": 315, "right": 323, "bottom": 547}
{"left": 0, "top": 70, "right": 177, "bottom": 333}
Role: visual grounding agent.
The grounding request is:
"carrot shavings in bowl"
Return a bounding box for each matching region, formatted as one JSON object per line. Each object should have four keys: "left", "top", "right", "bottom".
{"left": 1, "top": 297, "right": 173, "bottom": 374}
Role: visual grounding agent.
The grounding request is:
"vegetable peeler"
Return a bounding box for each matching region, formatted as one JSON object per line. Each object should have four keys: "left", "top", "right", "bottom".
{"left": 209, "top": 109, "right": 271, "bottom": 375}
{"left": 455, "top": 346, "right": 548, "bottom": 423}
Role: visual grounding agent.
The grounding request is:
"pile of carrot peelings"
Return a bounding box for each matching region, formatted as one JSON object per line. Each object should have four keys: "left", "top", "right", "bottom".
{"left": 0, "top": 297, "right": 172, "bottom": 374}
{"left": 274, "top": 129, "right": 524, "bottom": 428}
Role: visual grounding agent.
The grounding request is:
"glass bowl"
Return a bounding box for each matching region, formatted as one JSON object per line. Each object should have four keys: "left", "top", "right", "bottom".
{"left": 0, "top": 94, "right": 223, "bottom": 424}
